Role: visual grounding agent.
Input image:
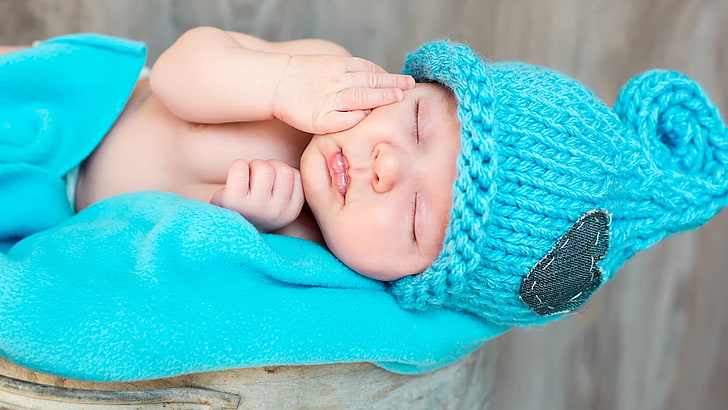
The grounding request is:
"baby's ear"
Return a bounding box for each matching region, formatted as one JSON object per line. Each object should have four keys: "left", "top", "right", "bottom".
{"left": 613, "top": 70, "right": 727, "bottom": 179}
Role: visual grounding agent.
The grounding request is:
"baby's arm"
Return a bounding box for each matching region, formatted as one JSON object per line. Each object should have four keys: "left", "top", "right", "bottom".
{"left": 149, "top": 26, "right": 414, "bottom": 133}
{"left": 0, "top": 46, "right": 28, "bottom": 54}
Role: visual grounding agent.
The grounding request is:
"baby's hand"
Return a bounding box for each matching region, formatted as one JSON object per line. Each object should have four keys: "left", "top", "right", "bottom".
{"left": 273, "top": 54, "right": 415, "bottom": 134}
{"left": 210, "top": 159, "right": 304, "bottom": 232}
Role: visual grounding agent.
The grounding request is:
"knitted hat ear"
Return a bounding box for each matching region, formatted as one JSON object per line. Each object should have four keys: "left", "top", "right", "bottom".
{"left": 613, "top": 70, "right": 728, "bottom": 184}
{"left": 613, "top": 70, "right": 728, "bottom": 236}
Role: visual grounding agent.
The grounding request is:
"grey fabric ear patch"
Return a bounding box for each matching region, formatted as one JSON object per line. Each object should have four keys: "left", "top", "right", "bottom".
{"left": 519, "top": 209, "right": 610, "bottom": 316}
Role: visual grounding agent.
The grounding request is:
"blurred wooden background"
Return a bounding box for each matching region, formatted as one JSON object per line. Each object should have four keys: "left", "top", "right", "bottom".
{"left": 1, "top": 0, "right": 726, "bottom": 409}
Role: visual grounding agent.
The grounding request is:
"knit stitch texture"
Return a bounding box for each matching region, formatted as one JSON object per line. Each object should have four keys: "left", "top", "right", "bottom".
{"left": 389, "top": 41, "right": 728, "bottom": 327}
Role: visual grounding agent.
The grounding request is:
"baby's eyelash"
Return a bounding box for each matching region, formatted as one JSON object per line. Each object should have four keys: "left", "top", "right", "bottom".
{"left": 411, "top": 193, "right": 418, "bottom": 243}
{"left": 413, "top": 99, "right": 420, "bottom": 143}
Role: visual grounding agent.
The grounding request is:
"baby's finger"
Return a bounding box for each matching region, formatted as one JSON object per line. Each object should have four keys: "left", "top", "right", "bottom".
{"left": 248, "top": 160, "right": 276, "bottom": 199}
{"left": 269, "top": 161, "right": 299, "bottom": 200}
{"left": 346, "top": 71, "right": 415, "bottom": 90}
{"left": 335, "top": 87, "right": 404, "bottom": 112}
{"left": 318, "top": 110, "right": 369, "bottom": 133}
{"left": 224, "top": 159, "right": 251, "bottom": 195}
{"left": 210, "top": 159, "right": 250, "bottom": 208}
{"left": 272, "top": 165, "right": 305, "bottom": 219}
{"left": 290, "top": 169, "right": 305, "bottom": 208}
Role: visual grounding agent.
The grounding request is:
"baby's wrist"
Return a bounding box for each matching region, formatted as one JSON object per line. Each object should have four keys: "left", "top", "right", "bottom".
{"left": 271, "top": 53, "right": 294, "bottom": 125}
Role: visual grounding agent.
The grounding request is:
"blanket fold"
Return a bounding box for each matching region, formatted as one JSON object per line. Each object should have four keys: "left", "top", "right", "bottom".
{"left": 1, "top": 192, "right": 504, "bottom": 382}
{"left": 0, "top": 33, "right": 147, "bottom": 252}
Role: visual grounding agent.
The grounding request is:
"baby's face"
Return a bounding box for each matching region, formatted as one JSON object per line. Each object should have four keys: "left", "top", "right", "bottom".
{"left": 300, "top": 83, "right": 460, "bottom": 280}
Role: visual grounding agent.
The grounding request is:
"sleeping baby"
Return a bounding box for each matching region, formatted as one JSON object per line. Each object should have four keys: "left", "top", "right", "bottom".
{"left": 72, "top": 26, "right": 453, "bottom": 282}
{"left": 2, "top": 26, "right": 726, "bottom": 327}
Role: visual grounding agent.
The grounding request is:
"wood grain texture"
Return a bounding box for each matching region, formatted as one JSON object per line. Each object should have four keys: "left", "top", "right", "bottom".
{"left": 1, "top": 1, "right": 726, "bottom": 409}
{"left": 0, "top": 343, "right": 497, "bottom": 409}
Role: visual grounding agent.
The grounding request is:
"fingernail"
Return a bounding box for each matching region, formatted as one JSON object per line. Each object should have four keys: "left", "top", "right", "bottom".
{"left": 394, "top": 88, "right": 403, "bottom": 100}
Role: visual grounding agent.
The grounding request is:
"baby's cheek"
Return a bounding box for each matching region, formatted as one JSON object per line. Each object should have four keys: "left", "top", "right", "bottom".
{"left": 328, "top": 236, "right": 429, "bottom": 281}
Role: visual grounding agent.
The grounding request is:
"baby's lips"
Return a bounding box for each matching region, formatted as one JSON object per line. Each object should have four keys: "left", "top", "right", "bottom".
{"left": 328, "top": 151, "right": 350, "bottom": 197}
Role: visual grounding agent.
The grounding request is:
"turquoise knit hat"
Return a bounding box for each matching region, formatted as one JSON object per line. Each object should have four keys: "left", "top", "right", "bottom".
{"left": 389, "top": 41, "right": 728, "bottom": 327}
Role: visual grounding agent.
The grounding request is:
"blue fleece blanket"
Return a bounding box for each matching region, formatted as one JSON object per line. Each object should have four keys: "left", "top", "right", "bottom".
{"left": 0, "top": 34, "right": 504, "bottom": 382}
{"left": 1, "top": 192, "right": 503, "bottom": 382}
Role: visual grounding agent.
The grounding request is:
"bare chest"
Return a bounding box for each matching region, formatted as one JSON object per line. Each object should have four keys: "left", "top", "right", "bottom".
{"left": 75, "top": 82, "right": 311, "bottom": 209}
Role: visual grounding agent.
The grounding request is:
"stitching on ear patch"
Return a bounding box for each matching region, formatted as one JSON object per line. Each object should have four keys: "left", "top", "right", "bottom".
{"left": 519, "top": 209, "right": 610, "bottom": 316}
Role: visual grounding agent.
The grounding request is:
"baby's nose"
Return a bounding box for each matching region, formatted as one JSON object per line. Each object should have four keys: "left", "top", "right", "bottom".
{"left": 372, "top": 143, "right": 402, "bottom": 193}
